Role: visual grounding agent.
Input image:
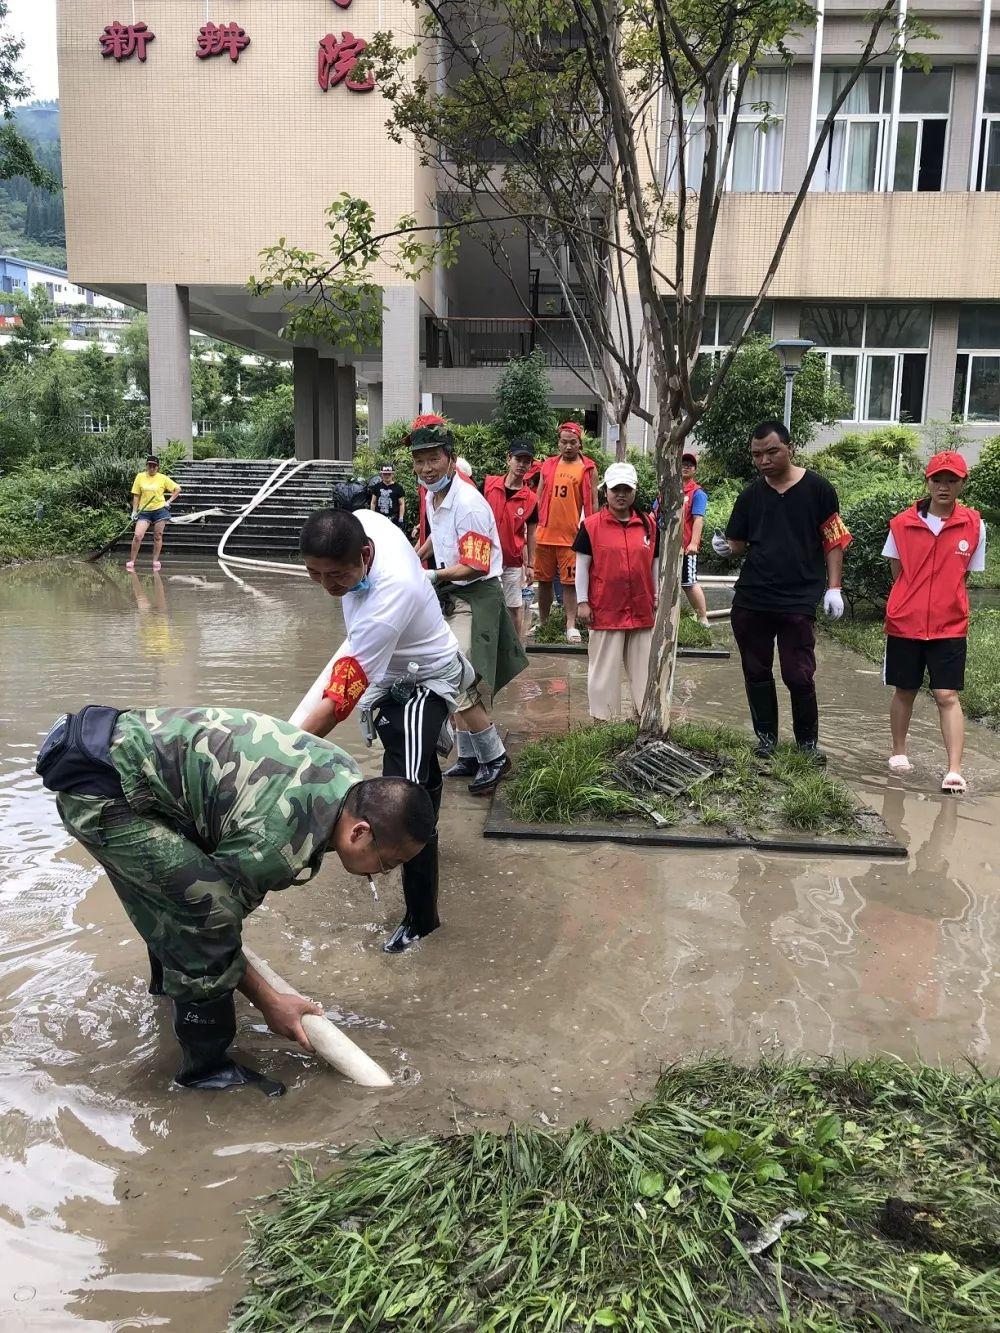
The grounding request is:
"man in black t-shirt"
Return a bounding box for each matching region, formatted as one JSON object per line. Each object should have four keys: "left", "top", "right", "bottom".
{"left": 369, "top": 464, "right": 406, "bottom": 529}
{"left": 713, "top": 420, "right": 852, "bottom": 761}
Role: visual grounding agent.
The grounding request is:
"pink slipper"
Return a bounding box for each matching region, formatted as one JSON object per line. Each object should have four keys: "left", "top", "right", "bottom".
{"left": 888, "top": 755, "right": 913, "bottom": 774}
{"left": 941, "top": 771, "right": 966, "bottom": 794}
{"left": 125, "top": 561, "right": 135, "bottom": 571}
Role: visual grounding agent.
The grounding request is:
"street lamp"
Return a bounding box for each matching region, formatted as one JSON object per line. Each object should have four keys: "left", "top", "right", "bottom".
{"left": 769, "top": 338, "right": 815, "bottom": 430}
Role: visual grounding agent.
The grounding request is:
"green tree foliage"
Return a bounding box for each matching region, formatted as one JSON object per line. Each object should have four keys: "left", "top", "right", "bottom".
{"left": 693, "top": 338, "right": 849, "bottom": 480}
{"left": 492, "top": 350, "right": 556, "bottom": 443}
{"left": 115, "top": 315, "right": 150, "bottom": 402}
{"left": 0, "top": 3, "right": 53, "bottom": 190}
{"left": 966, "top": 435, "right": 1000, "bottom": 519}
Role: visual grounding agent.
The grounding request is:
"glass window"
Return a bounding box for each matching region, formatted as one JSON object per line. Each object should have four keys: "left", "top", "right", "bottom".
{"left": 984, "top": 70, "right": 1000, "bottom": 114}
{"left": 958, "top": 305, "right": 1000, "bottom": 349}
{"left": 893, "top": 121, "right": 918, "bottom": 190}
{"left": 800, "top": 304, "right": 864, "bottom": 347}
{"left": 899, "top": 354, "right": 927, "bottom": 423}
{"left": 953, "top": 355, "right": 969, "bottom": 417}
{"left": 968, "top": 358, "right": 1000, "bottom": 421}
{"left": 865, "top": 304, "right": 931, "bottom": 348}
{"left": 900, "top": 69, "right": 951, "bottom": 115}
{"left": 830, "top": 355, "right": 859, "bottom": 414}
{"left": 716, "top": 300, "right": 773, "bottom": 345}
{"left": 866, "top": 356, "right": 896, "bottom": 421}
{"left": 819, "top": 69, "right": 884, "bottom": 115}
{"left": 978, "top": 119, "right": 1000, "bottom": 192}
{"left": 672, "top": 69, "right": 785, "bottom": 193}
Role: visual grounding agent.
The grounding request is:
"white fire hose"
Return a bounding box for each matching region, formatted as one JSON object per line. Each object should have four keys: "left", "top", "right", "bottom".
{"left": 242, "top": 946, "right": 393, "bottom": 1088}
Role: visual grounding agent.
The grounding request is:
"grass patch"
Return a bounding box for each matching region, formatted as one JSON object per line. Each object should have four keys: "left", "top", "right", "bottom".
{"left": 507, "top": 721, "right": 866, "bottom": 837}
{"left": 231, "top": 1055, "right": 1000, "bottom": 1332}
{"left": 825, "top": 611, "right": 1000, "bottom": 731}
{"left": 968, "top": 539, "right": 1000, "bottom": 590}
{"left": 533, "top": 606, "right": 713, "bottom": 650}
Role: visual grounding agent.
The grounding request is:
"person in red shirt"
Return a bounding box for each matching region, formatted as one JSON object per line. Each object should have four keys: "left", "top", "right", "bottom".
{"left": 573, "top": 462, "right": 658, "bottom": 721}
{"left": 535, "top": 422, "right": 599, "bottom": 642}
{"left": 483, "top": 440, "right": 538, "bottom": 640}
{"left": 882, "top": 450, "right": 986, "bottom": 793}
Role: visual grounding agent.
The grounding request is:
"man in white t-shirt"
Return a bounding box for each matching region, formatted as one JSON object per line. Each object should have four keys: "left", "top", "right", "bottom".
{"left": 290, "top": 506, "right": 476, "bottom": 953}
{"left": 409, "top": 420, "right": 527, "bottom": 794}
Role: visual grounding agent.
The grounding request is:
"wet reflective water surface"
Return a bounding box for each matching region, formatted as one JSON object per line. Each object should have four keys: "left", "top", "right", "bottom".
{"left": 2, "top": 557, "right": 999, "bottom": 1330}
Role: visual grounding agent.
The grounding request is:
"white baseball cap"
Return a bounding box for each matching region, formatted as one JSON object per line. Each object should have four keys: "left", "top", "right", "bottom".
{"left": 604, "top": 462, "right": 638, "bottom": 490}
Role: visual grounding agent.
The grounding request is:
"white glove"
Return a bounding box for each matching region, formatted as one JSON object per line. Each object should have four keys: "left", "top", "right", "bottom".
{"left": 823, "top": 588, "right": 844, "bottom": 620}
{"left": 711, "top": 532, "right": 733, "bottom": 558}
{"left": 424, "top": 568, "right": 439, "bottom": 584}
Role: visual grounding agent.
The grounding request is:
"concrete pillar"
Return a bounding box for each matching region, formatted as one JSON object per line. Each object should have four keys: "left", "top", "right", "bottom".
{"left": 420, "top": 391, "right": 443, "bottom": 416}
{"left": 336, "top": 364, "right": 357, "bottom": 460}
{"left": 147, "top": 284, "right": 192, "bottom": 453}
{"left": 293, "top": 348, "right": 319, "bottom": 460}
{"left": 317, "top": 357, "right": 338, "bottom": 460}
{"left": 367, "top": 382, "right": 383, "bottom": 449}
{"left": 925, "top": 304, "right": 960, "bottom": 426}
{"left": 382, "top": 286, "right": 421, "bottom": 426}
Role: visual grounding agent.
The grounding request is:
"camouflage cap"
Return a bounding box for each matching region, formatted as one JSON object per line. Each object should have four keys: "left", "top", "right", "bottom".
{"left": 408, "top": 424, "right": 454, "bottom": 453}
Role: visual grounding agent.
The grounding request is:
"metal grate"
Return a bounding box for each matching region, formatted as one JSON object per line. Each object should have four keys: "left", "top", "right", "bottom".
{"left": 616, "top": 740, "right": 715, "bottom": 798}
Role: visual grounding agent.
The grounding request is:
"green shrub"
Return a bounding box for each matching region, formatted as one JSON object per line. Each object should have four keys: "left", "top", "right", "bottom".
{"left": 816, "top": 425, "right": 921, "bottom": 467}
{"left": 492, "top": 350, "right": 556, "bottom": 443}
{"left": 840, "top": 482, "right": 923, "bottom": 608}
{"left": 966, "top": 434, "right": 1000, "bottom": 519}
{"left": 693, "top": 337, "right": 849, "bottom": 480}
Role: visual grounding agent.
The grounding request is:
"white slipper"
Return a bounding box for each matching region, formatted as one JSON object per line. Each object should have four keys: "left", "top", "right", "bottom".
{"left": 941, "top": 771, "right": 967, "bottom": 794}
{"left": 566, "top": 627, "right": 582, "bottom": 644}
{"left": 888, "top": 755, "right": 913, "bottom": 774}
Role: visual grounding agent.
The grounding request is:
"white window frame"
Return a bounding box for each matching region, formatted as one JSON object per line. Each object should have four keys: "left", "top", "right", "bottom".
{"left": 977, "top": 115, "right": 1000, "bottom": 191}
{"left": 814, "top": 66, "right": 951, "bottom": 193}
{"left": 697, "top": 300, "right": 774, "bottom": 357}
{"left": 954, "top": 352, "right": 1000, "bottom": 423}
{"left": 806, "top": 304, "right": 930, "bottom": 423}
{"left": 670, "top": 69, "right": 786, "bottom": 194}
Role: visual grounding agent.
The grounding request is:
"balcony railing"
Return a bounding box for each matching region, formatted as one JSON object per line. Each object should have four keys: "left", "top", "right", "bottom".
{"left": 424, "top": 317, "right": 590, "bottom": 369}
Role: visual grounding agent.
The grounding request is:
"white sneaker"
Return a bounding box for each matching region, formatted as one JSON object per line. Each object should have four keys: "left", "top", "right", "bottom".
{"left": 566, "top": 627, "right": 582, "bottom": 644}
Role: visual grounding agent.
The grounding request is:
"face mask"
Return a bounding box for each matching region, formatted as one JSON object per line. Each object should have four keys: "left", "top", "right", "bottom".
{"left": 347, "top": 549, "right": 373, "bottom": 594}
{"left": 424, "top": 473, "right": 452, "bottom": 494}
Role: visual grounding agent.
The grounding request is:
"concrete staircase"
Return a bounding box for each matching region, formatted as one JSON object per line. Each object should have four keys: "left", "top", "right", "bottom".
{"left": 120, "top": 458, "right": 356, "bottom": 559}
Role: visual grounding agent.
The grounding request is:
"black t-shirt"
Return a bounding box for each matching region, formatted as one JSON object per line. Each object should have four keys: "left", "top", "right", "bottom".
{"left": 370, "top": 482, "right": 405, "bottom": 520}
{"left": 726, "top": 470, "right": 841, "bottom": 616}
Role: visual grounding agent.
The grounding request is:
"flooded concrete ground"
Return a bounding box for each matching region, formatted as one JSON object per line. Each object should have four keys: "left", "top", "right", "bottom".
{"left": 1, "top": 556, "right": 999, "bottom": 1331}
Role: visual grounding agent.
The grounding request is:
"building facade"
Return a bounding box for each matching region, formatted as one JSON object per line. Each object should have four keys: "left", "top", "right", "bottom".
{"left": 56, "top": 1, "right": 1000, "bottom": 457}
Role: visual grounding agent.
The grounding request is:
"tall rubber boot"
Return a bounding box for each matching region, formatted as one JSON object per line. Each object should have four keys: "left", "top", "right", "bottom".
{"left": 790, "top": 688, "right": 826, "bottom": 763}
{"left": 147, "top": 948, "right": 164, "bottom": 996}
{"left": 172, "top": 993, "right": 285, "bottom": 1096}
{"left": 384, "top": 784, "right": 442, "bottom": 954}
{"left": 746, "top": 679, "right": 779, "bottom": 754}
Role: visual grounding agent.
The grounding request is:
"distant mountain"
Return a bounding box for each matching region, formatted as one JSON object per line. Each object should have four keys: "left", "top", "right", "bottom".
{"left": 0, "top": 101, "right": 66, "bottom": 268}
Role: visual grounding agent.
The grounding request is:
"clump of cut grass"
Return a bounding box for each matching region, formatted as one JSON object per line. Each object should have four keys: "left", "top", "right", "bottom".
{"left": 780, "top": 771, "right": 857, "bottom": 831}
{"left": 533, "top": 605, "right": 587, "bottom": 645}
{"left": 532, "top": 606, "right": 712, "bottom": 650}
{"left": 677, "top": 612, "right": 713, "bottom": 649}
{"left": 232, "top": 1055, "right": 1000, "bottom": 1331}
{"left": 507, "top": 724, "right": 649, "bottom": 823}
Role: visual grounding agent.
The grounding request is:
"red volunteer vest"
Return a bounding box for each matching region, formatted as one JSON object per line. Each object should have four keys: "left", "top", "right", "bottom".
{"left": 884, "top": 502, "right": 981, "bottom": 640}
{"left": 536, "top": 452, "right": 598, "bottom": 528}
{"left": 483, "top": 475, "right": 537, "bottom": 567}
{"left": 583, "top": 507, "right": 657, "bottom": 631}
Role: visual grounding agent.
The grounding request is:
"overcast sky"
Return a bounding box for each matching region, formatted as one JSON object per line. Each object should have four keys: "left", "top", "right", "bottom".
{"left": 8, "top": 0, "right": 58, "bottom": 102}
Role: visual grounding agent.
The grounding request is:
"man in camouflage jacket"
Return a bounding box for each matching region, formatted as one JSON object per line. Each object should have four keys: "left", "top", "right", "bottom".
{"left": 48, "top": 706, "right": 435, "bottom": 1096}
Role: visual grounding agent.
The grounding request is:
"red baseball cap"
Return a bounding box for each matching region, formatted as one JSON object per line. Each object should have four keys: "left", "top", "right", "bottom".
{"left": 925, "top": 450, "right": 968, "bottom": 479}
{"left": 558, "top": 421, "right": 583, "bottom": 437}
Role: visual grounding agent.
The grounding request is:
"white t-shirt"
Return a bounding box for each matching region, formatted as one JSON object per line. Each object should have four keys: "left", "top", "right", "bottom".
{"left": 882, "top": 513, "right": 987, "bottom": 571}
{"left": 425, "top": 477, "right": 503, "bottom": 583}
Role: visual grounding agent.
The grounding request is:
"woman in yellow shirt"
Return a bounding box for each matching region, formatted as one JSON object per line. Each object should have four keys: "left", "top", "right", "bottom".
{"left": 127, "top": 455, "right": 181, "bottom": 571}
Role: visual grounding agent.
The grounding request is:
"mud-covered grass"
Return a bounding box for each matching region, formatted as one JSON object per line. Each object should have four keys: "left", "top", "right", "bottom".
{"left": 533, "top": 606, "right": 713, "bottom": 650}
{"left": 506, "top": 721, "right": 862, "bottom": 835}
{"left": 825, "top": 611, "right": 1000, "bottom": 731}
{"left": 231, "top": 1056, "right": 1000, "bottom": 1331}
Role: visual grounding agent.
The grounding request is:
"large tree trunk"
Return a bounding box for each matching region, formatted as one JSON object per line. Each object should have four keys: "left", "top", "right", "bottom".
{"left": 638, "top": 416, "right": 685, "bottom": 738}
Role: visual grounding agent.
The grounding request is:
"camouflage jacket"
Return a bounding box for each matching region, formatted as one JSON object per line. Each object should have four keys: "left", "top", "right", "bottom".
{"left": 110, "top": 707, "right": 361, "bottom": 911}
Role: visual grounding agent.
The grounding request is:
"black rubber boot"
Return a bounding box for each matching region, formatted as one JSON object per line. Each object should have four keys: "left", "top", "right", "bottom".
{"left": 147, "top": 948, "right": 164, "bottom": 996}
{"left": 746, "top": 680, "right": 779, "bottom": 755}
{"left": 790, "top": 688, "right": 820, "bottom": 748}
{"left": 172, "top": 994, "right": 285, "bottom": 1096}
{"left": 384, "top": 784, "right": 442, "bottom": 953}
{"left": 443, "top": 755, "right": 478, "bottom": 778}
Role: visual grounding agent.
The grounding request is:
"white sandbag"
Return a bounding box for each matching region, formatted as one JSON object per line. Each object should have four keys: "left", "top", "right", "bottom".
{"left": 243, "top": 946, "right": 393, "bottom": 1088}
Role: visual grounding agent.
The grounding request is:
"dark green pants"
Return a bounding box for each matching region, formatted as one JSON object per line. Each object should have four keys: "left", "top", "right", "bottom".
{"left": 57, "top": 793, "right": 247, "bottom": 1002}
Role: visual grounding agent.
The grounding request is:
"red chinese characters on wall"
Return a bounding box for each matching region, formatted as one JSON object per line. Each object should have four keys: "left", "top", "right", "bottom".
{"left": 99, "top": 20, "right": 155, "bottom": 62}
{"left": 196, "top": 21, "right": 251, "bottom": 63}
{"left": 317, "top": 32, "right": 375, "bottom": 93}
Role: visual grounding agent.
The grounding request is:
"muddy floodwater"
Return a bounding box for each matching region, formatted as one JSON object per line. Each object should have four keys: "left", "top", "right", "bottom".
{"left": 2, "top": 557, "right": 999, "bottom": 1330}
